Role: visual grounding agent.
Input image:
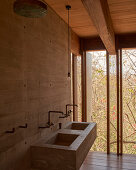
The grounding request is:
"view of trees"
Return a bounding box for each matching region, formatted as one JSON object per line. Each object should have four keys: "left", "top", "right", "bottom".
{"left": 77, "top": 56, "right": 82, "bottom": 122}
{"left": 122, "top": 50, "right": 136, "bottom": 154}
{"left": 90, "top": 51, "right": 107, "bottom": 152}
{"left": 77, "top": 50, "right": 136, "bottom": 154}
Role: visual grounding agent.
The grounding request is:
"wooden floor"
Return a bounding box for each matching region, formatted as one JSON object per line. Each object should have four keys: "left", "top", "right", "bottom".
{"left": 80, "top": 151, "right": 136, "bottom": 170}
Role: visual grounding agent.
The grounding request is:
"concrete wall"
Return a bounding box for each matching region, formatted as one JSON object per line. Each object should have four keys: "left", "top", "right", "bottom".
{"left": 0, "top": 1, "right": 71, "bottom": 169}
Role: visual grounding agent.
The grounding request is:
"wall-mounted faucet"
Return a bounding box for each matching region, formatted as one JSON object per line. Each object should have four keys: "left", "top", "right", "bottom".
{"left": 48, "top": 111, "right": 64, "bottom": 126}
{"left": 66, "top": 104, "right": 78, "bottom": 117}
{"left": 39, "top": 111, "right": 64, "bottom": 129}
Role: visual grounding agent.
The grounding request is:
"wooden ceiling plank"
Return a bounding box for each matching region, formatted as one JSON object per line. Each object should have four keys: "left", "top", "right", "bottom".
{"left": 45, "top": 0, "right": 136, "bottom": 38}
{"left": 81, "top": 0, "right": 116, "bottom": 54}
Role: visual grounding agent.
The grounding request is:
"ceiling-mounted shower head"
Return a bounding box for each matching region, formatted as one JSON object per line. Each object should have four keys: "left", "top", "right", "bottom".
{"left": 13, "top": 0, "right": 47, "bottom": 18}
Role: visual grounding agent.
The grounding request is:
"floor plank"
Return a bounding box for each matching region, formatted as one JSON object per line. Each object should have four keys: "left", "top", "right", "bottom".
{"left": 80, "top": 151, "right": 136, "bottom": 170}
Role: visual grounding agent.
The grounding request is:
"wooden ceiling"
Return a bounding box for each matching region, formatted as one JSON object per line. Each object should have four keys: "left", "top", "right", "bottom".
{"left": 45, "top": 0, "right": 136, "bottom": 37}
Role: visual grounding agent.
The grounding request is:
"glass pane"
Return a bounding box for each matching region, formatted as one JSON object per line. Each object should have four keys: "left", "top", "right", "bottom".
{"left": 86, "top": 52, "right": 92, "bottom": 122}
{"left": 77, "top": 56, "right": 82, "bottom": 122}
{"left": 122, "top": 49, "right": 136, "bottom": 154}
{"left": 109, "top": 55, "right": 117, "bottom": 153}
{"left": 89, "top": 51, "right": 107, "bottom": 152}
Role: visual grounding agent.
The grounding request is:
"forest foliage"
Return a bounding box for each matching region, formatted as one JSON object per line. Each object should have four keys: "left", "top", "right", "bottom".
{"left": 77, "top": 50, "right": 136, "bottom": 154}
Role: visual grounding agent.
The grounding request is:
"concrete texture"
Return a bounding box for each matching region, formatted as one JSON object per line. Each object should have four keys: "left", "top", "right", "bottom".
{"left": 31, "top": 122, "right": 97, "bottom": 170}
{"left": 0, "top": 1, "right": 71, "bottom": 169}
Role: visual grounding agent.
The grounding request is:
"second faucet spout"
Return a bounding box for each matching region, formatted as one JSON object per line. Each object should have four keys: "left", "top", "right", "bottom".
{"left": 48, "top": 111, "right": 64, "bottom": 126}
{"left": 66, "top": 104, "right": 78, "bottom": 117}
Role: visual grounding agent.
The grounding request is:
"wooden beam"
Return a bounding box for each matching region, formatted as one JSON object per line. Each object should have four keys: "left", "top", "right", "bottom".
{"left": 81, "top": 0, "right": 116, "bottom": 54}
{"left": 81, "top": 33, "right": 136, "bottom": 51}
{"left": 116, "top": 33, "right": 136, "bottom": 49}
{"left": 81, "top": 37, "right": 105, "bottom": 51}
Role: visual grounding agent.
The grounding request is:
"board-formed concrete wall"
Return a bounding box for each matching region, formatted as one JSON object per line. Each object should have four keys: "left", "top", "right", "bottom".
{"left": 0, "top": 1, "right": 71, "bottom": 169}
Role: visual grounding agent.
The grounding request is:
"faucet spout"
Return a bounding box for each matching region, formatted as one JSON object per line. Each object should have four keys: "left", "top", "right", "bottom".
{"left": 66, "top": 104, "right": 78, "bottom": 117}
{"left": 48, "top": 111, "right": 64, "bottom": 126}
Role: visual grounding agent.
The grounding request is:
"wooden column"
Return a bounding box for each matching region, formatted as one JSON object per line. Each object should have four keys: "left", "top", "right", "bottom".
{"left": 81, "top": 51, "right": 87, "bottom": 122}
{"left": 120, "top": 49, "right": 123, "bottom": 155}
{"left": 106, "top": 51, "right": 110, "bottom": 154}
{"left": 116, "top": 49, "right": 120, "bottom": 155}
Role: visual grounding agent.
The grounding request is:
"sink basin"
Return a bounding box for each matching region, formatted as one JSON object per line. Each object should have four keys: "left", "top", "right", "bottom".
{"left": 46, "top": 133, "right": 79, "bottom": 146}
{"left": 31, "top": 122, "right": 97, "bottom": 170}
{"left": 65, "top": 122, "right": 89, "bottom": 130}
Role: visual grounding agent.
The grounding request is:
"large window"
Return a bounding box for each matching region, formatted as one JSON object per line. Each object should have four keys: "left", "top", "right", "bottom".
{"left": 89, "top": 51, "right": 107, "bottom": 152}
{"left": 122, "top": 49, "right": 136, "bottom": 154}
{"left": 77, "top": 56, "right": 82, "bottom": 122}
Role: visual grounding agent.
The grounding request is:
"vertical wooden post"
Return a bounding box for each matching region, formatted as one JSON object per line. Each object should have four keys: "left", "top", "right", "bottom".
{"left": 72, "top": 54, "right": 75, "bottom": 121}
{"left": 81, "top": 53, "right": 84, "bottom": 122}
{"left": 116, "top": 49, "right": 120, "bottom": 156}
{"left": 120, "top": 49, "right": 123, "bottom": 155}
{"left": 106, "top": 51, "right": 110, "bottom": 154}
{"left": 81, "top": 51, "right": 87, "bottom": 122}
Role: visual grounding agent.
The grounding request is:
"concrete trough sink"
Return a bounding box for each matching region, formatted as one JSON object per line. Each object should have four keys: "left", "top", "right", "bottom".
{"left": 65, "top": 122, "right": 90, "bottom": 130}
{"left": 46, "top": 133, "right": 79, "bottom": 146}
{"left": 31, "top": 122, "right": 97, "bottom": 170}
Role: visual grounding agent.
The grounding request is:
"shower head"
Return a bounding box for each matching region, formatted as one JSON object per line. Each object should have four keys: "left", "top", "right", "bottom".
{"left": 13, "top": 0, "right": 47, "bottom": 18}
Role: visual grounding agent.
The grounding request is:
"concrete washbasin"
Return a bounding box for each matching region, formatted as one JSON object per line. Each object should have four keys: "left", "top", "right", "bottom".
{"left": 65, "top": 122, "right": 89, "bottom": 130}
{"left": 31, "top": 122, "right": 97, "bottom": 170}
{"left": 46, "top": 133, "right": 79, "bottom": 146}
